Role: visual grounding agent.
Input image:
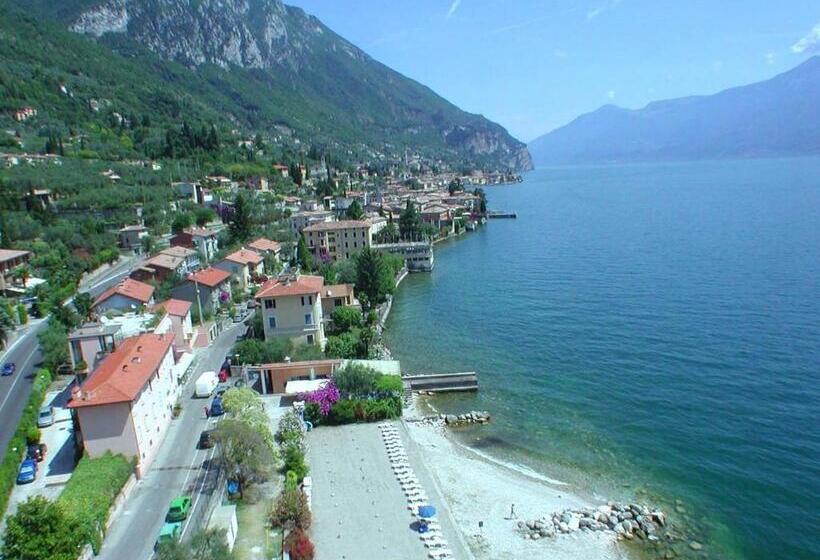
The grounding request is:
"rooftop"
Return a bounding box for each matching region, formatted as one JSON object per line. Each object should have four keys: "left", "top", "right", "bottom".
{"left": 224, "top": 249, "right": 263, "bottom": 266}
{"left": 247, "top": 238, "right": 281, "bottom": 253}
{"left": 158, "top": 299, "right": 192, "bottom": 317}
{"left": 69, "top": 322, "right": 122, "bottom": 340}
{"left": 256, "top": 274, "right": 324, "bottom": 299}
{"left": 68, "top": 334, "right": 174, "bottom": 408}
{"left": 160, "top": 246, "right": 198, "bottom": 259}
{"left": 324, "top": 284, "right": 354, "bottom": 300}
{"left": 119, "top": 224, "right": 147, "bottom": 232}
{"left": 187, "top": 267, "right": 231, "bottom": 288}
{"left": 144, "top": 253, "right": 184, "bottom": 270}
{"left": 0, "top": 248, "right": 30, "bottom": 263}
{"left": 304, "top": 220, "right": 370, "bottom": 232}
{"left": 183, "top": 226, "right": 217, "bottom": 238}
{"left": 93, "top": 278, "right": 155, "bottom": 307}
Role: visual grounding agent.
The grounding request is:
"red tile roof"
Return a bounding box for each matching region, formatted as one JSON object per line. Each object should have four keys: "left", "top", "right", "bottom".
{"left": 93, "top": 278, "right": 155, "bottom": 308}
{"left": 255, "top": 275, "right": 324, "bottom": 299}
{"left": 247, "top": 238, "right": 281, "bottom": 253}
{"left": 69, "top": 334, "right": 174, "bottom": 408}
{"left": 224, "top": 249, "right": 263, "bottom": 266}
{"left": 159, "top": 299, "right": 192, "bottom": 317}
{"left": 187, "top": 267, "right": 231, "bottom": 288}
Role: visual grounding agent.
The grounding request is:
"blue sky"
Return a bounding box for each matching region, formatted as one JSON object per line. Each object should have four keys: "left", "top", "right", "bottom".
{"left": 287, "top": 1, "right": 820, "bottom": 142}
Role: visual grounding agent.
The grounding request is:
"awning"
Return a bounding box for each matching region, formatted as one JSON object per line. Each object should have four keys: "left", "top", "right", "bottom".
{"left": 285, "top": 378, "right": 329, "bottom": 395}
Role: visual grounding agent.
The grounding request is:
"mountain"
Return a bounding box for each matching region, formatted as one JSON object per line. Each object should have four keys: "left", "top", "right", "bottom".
{"left": 529, "top": 57, "right": 820, "bottom": 166}
{"left": 14, "top": 0, "right": 532, "bottom": 171}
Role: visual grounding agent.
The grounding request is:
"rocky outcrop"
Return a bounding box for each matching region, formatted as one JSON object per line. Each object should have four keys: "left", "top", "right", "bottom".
{"left": 519, "top": 502, "right": 667, "bottom": 543}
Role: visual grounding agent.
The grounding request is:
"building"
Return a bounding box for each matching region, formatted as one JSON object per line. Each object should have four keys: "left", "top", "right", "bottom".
{"left": 320, "top": 284, "right": 359, "bottom": 321}
{"left": 92, "top": 279, "right": 155, "bottom": 314}
{"left": 215, "top": 249, "right": 264, "bottom": 292}
{"left": 118, "top": 225, "right": 149, "bottom": 253}
{"left": 67, "top": 323, "right": 124, "bottom": 374}
{"left": 159, "top": 246, "right": 201, "bottom": 275}
{"left": 290, "top": 210, "right": 334, "bottom": 234}
{"left": 373, "top": 242, "right": 434, "bottom": 272}
{"left": 255, "top": 273, "right": 326, "bottom": 348}
{"left": 246, "top": 176, "right": 269, "bottom": 192}
{"left": 173, "top": 181, "right": 211, "bottom": 205}
{"left": 68, "top": 334, "right": 177, "bottom": 477}
{"left": 171, "top": 227, "right": 219, "bottom": 262}
{"left": 156, "top": 299, "right": 194, "bottom": 353}
{"left": 171, "top": 267, "right": 232, "bottom": 317}
{"left": 252, "top": 359, "right": 342, "bottom": 395}
{"left": 133, "top": 253, "right": 185, "bottom": 283}
{"left": 421, "top": 205, "right": 455, "bottom": 235}
{"left": 247, "top": 238, "right": 282, "bottom": 261}
{"left": 0, "top": 248, "right": 31, "bottom": 293}
{"left": 303, "top": 220, "right": 372, "bottom": 262}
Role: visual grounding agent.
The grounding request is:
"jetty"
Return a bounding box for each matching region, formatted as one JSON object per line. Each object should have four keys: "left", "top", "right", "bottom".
{"left": 402, "top": 372, "right": 478, "bottom": 393}
{"left": 487, "top": 211, "right": 517, "bottom": 219}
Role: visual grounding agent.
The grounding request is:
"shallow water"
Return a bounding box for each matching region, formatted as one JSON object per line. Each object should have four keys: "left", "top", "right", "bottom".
{"left": 385, "top": 158, "right": 820, "bottom": 560}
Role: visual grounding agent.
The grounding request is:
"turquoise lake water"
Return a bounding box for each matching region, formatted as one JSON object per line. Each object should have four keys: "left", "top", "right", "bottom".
{"left": 384, "top": 158, "right": 820, "bottom": 560}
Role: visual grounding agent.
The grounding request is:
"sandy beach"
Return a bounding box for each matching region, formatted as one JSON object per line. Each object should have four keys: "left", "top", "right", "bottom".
{"left": 402, "top": 397, "right": 631, "bottom": 560}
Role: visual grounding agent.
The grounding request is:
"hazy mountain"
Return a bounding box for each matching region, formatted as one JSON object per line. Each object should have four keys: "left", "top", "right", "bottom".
{"left": 17, "top": 0, "right": 531, "bottom": 170}
{"left": 529, "top": 57, "right": 820, "bottom": 166}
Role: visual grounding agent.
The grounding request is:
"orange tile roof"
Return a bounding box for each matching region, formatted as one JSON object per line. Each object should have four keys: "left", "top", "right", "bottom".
{"left": 224, "top": 249, "right": 263, "bottom": 266}
{"left": 93, "top": 278, "right": 155, "bottom": 307}
{"left": 69, "top": 334, "right": 174, "bottom": 408}
{"left": 255, "top": 275, "right": 324, "bottom": 299}
{"left": 159, "top": 298, "right": 192, "bottom": 317}
{"left": 248, "top": 238, "right": 281, "bottom": 253}
{"left": 187, "top": 267, "right": 231, "bottom": 288}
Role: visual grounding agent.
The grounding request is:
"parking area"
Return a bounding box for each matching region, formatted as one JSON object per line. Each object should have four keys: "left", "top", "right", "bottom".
{"left": 2, "top": 385, "right": 77, "bottom": 522}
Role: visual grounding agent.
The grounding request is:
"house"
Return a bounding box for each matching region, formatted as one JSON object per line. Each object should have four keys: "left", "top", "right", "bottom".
{"left": 321, "top": 284, "right": 360, "bottom": 321}
{"left": 67, "top": 323, "right": 124, "bottom": 374}
{"left": 246, "top": 176, "right": 269, "bottom": 192}
{"left": 92, "top": 279, "right": 155, "bottom": 314}
{"left": 134, "top": 253, "right": 185, "bottom": 283}
{"left": 254, "top": 359, "right": 342, "bottom": 395}
{"left": 172, "top": 182, "right": 211, "bottom": 205}
{"left": 171, "top": 267, "right": 232, "bottom": 317}
{"left": 0, "top": 248, "right": 31, "bottom": 293}
{"left": 290, "top": 210, "right": 334, "bottom": 234}
{"left": 215, "top": 249, "right": 264, "bottom": 292}
{"left": 159, "top": 246, "right": 201, "bottom": 275}
{"left": 303, "top": 220, "right": 372, "bottom": 262}
{"left": 255, "top": 273, "right": 326, "bottom": 349}
{"left": 68, "top": 333, "right": 177, "bottom": 477}
{"left": 171, "top": 227, "right": 219, "bottom": 262}
{"left": 421, "top": 204, "right": 455, "bottom": 235}
{"left": 118, "top": 225, "right": 149, "bottom": 253}
{"left": 247, "top": 238, "right": 282, "bottom": 266}
{"left": 155, "top": 299, "right": 194, "bottom": 353}
{"left": 272, "top": 164, "right": 289, "bottom": 178}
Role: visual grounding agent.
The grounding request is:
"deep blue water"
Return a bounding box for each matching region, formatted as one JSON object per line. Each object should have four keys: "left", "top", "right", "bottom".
{"left": 385, "top": 158, "right": 820, "bottom": 560}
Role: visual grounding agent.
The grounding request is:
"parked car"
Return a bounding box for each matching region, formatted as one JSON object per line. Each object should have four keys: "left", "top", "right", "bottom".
{"left": 165, "top": 496, "right": 192, "bottom": 522}
{"left": 210, "top": 397, "right": 224, "bottom": 417}
{"left": 16, "top": 458, "right": 37, "bottom": 484}
{"left": 26, "top": 443, "right": 46, "bottom": 463}
{"left": 198, "top": 430, "right": 214, "bottom": 449}
{"left": 2, "top": 362, "right": 15, "bottom": 376}
{"left": 37, "top": 406, "right": 54, "bottom": 428}
{"left": 155, "top": 522, "right": 181, "bottom": 548}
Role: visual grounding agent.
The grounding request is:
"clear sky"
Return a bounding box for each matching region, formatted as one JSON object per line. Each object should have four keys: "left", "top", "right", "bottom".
{"left": 286, "top": 0, "right": 820, "bottom": 142}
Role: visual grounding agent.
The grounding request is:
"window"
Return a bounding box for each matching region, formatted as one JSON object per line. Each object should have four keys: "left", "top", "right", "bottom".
{"left": 269, "top": 316, "right": 277, "bottom": 329}
{"left": 304, "top": 314, "right": 312, "bottom": 325}
{"left": 353, "top": 242, "right": 358, "bottom": 248}
{"left": 308, "top": 295, "right": 313, "bottom": 305}
{"left": 300, "top": 296, "right": 304, "bottom": 305}
{"left": 334, "top": 298, "right": 343, "bottom": 307}
{"left": 345, "top": 242, "right": 349, "bottom": 248}
{"left": 306, "top": 334, "right": 314, "bottom": 345}
{"left": 265, "top": 298, "right": 275, "bottom": 309}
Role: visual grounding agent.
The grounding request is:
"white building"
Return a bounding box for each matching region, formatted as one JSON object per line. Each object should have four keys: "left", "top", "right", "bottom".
{"left": 254, "top": 273, "right": 326, "bottom": 349}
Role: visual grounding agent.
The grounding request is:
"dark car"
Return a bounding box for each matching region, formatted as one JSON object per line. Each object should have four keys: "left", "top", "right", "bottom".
{"left": 26, "top": 443, "right": 46, "bottom": 463}
{"left": 198, "top": 430, "right": 214, "bottom": 449}
{"left": 2, "top": 362, "right": 15, "bottom": 376}
{"left": 210, "top": 397, "right": 224, "bottom": 417}
{"left": 16, "top": 458, "right": 36, "bottom": 484}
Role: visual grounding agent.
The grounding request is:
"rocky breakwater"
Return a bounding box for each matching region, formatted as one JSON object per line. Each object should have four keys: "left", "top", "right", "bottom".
{"left": 519, "top": 502, "right": 667, "bottom": 542}
{"left": 443, "top": 411, "right": 491, "bottom": 426}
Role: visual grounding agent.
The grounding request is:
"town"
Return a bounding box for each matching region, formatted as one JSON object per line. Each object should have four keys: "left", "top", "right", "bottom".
{"left": 0, "top": 138, "right": 519, "bottom": 559}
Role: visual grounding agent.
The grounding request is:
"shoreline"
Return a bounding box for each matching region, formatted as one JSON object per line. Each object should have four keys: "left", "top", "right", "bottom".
{"left": 400, "top": 395, "right": 631, "bottom": 560}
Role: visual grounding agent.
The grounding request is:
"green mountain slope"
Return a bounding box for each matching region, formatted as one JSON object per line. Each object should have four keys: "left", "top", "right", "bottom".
{"left": 5, "top": 0, "right": 531, "bottom": 170}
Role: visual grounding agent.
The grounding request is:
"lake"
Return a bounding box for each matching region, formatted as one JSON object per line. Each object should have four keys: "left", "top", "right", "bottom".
{"left": 385, "top": 157, "right": 820, "bottom": 559}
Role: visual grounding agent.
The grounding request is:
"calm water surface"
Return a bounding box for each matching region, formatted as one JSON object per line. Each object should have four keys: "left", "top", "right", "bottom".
{"left": 385, "top": 158, "right": 820, "bottom": 560}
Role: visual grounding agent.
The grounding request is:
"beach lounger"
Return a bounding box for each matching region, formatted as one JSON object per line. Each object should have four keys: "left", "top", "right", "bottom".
{"left": 428, "top": 549, "right": 453, "bottom": 559}
{"left": 424, "top": 539, "right": 448, "bottom": 548}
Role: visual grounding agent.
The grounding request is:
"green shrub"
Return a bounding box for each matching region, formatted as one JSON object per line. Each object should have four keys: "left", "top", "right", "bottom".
{"left": 332, "top": 363, "right": 378, "bottom": 398}
{"left": 374, "top": 374, "right": 404, "bottom": 395}
{"left": 58, "top": 452, "right": 134, "bottom": 553}
{"left": 285, "top": 470, "right": 298, "bottom": 491}
{"left": 16, "top": 304, "right": 28, "bottom": 325}
{"left": 282, "top": 446, "right": 309, "bottom": 482}
{"left": 25, "top": 426, "right": 40, "bottom": 445}
{"left": 320, "top": 397, "right": 402, "bottom": 426}
{"left": 269, "top": 488, "right": 310, "bottom": 531}
{"left": 275, "top": 412, "right": 304, "bottom": 448}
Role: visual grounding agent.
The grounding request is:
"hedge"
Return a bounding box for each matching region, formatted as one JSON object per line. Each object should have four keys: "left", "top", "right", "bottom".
{"left": 0, "top": 368, "right": 53, "bottom": 517}
{"left": 58, "top": 452, "right": 135, "bottom": 554}
{"left": 306, "top": 396, "right": 402, "bottom": 427}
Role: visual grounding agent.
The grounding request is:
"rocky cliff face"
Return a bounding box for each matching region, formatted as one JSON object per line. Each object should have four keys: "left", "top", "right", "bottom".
{"left": 66, "top": 0, "right": 533, "bottom": 170}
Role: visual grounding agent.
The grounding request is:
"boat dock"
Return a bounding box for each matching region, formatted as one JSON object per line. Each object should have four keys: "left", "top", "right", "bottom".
{"left": 487, "top": 211, "right": 517, "bottom": 219}
{"left": 402, "top": 372, "right": 478, "bottom": 393}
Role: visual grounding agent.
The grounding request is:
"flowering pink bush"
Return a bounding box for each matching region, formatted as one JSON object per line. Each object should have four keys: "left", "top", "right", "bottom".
{"left": 301, "top": 380, "right": 340, "bottom": 416}
{"left": 219, "top": 291, "right": 230, "bottom": 302}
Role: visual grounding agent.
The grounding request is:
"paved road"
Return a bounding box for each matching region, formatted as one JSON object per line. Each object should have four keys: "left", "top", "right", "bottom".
{"left": 97, "top": 321, "right": 243, "bottom": 560}
{"left": 0, "top": 255, "right": 141, "bottom": 464}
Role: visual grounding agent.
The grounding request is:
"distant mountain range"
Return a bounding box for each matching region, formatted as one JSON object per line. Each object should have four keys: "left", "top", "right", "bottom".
{"left": 529, "top": 57, "right": 820, "bottom": 166}
{"left": 5, "top": 0, "right": 531, "bottom": 170}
